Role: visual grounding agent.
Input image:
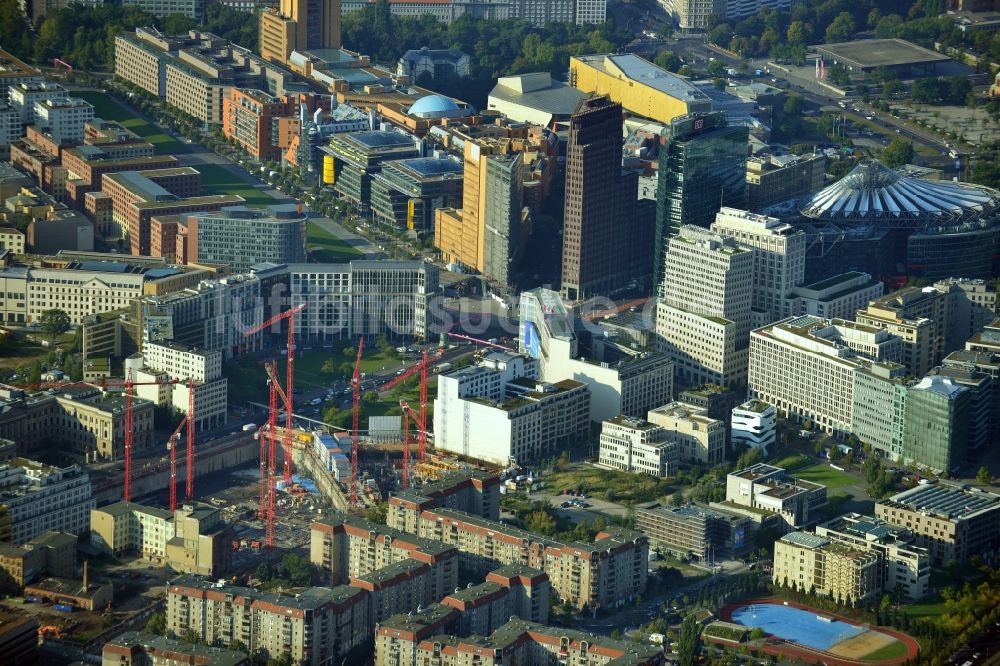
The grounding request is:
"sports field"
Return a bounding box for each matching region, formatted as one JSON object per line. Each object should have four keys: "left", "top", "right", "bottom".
{"left": 73, "top": 91, "right": 190, "bottom": 155}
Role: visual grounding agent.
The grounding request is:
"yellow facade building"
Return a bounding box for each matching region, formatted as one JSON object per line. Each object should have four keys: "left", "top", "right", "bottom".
{"left": 569, "top": 54, "right": 712, "bottom": 124}
{"left": 260, "top": 0, "right": 341, "bottom": 66}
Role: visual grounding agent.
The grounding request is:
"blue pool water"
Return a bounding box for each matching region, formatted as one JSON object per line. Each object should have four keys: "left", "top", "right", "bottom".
{"left": 730, "top": 603, "right": 865, "bottom": 651}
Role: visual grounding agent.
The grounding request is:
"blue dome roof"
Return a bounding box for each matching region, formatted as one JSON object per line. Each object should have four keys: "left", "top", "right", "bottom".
{"left": 408, "top": 94, "right": 463, "bottom": 119}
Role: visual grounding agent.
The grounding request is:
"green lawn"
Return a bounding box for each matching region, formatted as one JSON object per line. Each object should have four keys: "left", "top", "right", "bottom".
{"left": 792, "top": 463, "right": 857, "bottom": 488}
{"left": 195, "top": 163, "right": 284, "bottom": 208}
{"left": 307, "top": 221, "right": 364, "bottom": 263}
{"left": 73, "top": 91, "right": 190, "bottom": 155}
{"left": 862, "top": 640, "right": 909, "bottom": 661}
{"left": 899, "top": 597, "right": 948, "bottom": 621}
{"left": 768, "top": 453, "right": 810, "bottom": 471}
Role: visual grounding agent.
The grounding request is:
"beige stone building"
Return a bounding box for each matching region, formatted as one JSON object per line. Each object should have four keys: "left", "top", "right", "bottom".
{"left": 90, "top": 501, "right": 232, "bottom": 576}
{"left": 656, "top": 225, "right": 755, "bottom": 389}
{"left": 390, "top": 503, "right": 647, "bottom": 611}
{"left": 376, "top": 618, "right": 663, "bottom": 666}
{"left": 310, "top": 514, "right": 458, "bottom": 623}
{"left": 749, "top": 316, "right": 902, "bottom": 435}
{"left": 646, "top": 401, "right": 726, "bottom": 465}
{"left": 167, "top": 576, "right": 369, "bottom": 666}
{"left": 773, "top": 531, "right": 881, "bottom": 606}
{"left": 724, "top": 463, "right": 827, "bottom": 530}
{"left": 710, "top": 207, "right": 806, "bottom": 321}
{"left": 875, "top": 482, "right": 1000, "bottom": 567}
{"left": 385, "top": 470, "right": 501, "bottom": 535}
{"left": 0, "top": 531, "right": 76, "bottom": 592}
{"left": 816, "top": 513, "right": 930, "bottom": 601}
{"left": 598, "top": 415, "right": 678, "bottom": 477}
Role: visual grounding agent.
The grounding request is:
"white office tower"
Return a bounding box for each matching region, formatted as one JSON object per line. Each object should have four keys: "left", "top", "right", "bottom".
{"left": 730, "top": 399, "right": 777, "bottom": 454}
{"left": 656, "top": 225, "right": 755, "bottom": 388}
{"left": 710, "top": 207, "right": 806, "bottom": 322}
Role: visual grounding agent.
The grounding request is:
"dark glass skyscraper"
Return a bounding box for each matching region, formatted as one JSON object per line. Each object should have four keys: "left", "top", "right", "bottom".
{"left": 654, "top": 112, "right": 748, "bottom": 292}
{"left": 561, "top": 95, "right": 648, "bottom": 302}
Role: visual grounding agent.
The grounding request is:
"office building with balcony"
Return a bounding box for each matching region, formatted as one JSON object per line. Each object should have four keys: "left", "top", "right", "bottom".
{"left": 646, "top": 402, "right": 726, "bottom": 465}
{"left": 598, "top": 415, "right": 678, "bottom": 477}
{"left": 636, "top": 501, "right": 754, "bottom": 562}
{"left": 875, "top": 483, "right": 1000, "bottom": 566}
{"left": 0, "top": 459, "right": 94, "bottom": 544}
{"left": 166, "top": 575, "right": 369, "bottom": 666}
{"left": 815, "top": 513, "right": 930, "bottom": 601}
{"left": 656, "top": 225, "right": 754, "bottom": 389}
{"left": 749, "top": 316, "right": 903, "bottom": 435}
{"left": 773, "top": 531, "right": 881, "bottom": 605}
{"left": 724, "top": 463, "right": 827, "bottom": 530}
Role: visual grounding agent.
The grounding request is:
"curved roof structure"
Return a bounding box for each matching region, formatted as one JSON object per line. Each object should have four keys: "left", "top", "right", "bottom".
{"left": 800, "top": 160, "right": 1000, "bottom": 226}
{"left": 408, "top": 94, "right": 464, "bottom": 119}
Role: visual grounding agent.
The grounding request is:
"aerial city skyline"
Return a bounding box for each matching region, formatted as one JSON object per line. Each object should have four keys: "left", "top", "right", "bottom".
{"left": 0, "top": 0, "right": 996, "bottom": 664}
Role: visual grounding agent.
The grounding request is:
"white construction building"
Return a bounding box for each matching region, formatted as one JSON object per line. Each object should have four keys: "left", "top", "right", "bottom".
{"left": 599, "top": 416, "right": 678, "bottom": 477}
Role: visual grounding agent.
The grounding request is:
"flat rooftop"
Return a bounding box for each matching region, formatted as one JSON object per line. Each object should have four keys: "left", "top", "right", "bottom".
{"left": 731, "top": 463, "right": 782, "bottom": 481}
{"left": 815, "top": 39, "right": 950, "bottom": 70}
{"left": 881, "top": 483, "right": 1000, "bottom": 521}
{"left": 573, "top": 53, "right": 710, "bottom": 104}
{"left": 780, "top": 531, "right": 829, "bottom": 549}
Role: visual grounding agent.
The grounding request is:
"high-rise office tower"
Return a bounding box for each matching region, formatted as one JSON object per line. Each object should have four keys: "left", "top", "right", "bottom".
{"left": 654, "top": 111, "right": 748, "bottom": 292}
{"left": 710, "top": 207, "right": 806, "bottom": 322}
{"left": 656, "top": 225, "right": 755, "bottom": 388}
{"left": 435, "top": 140, "right": 528, "bottom": 288}
{"left": 561, "top": 95, "right": 647, "bottom": 302}
{"left": 482, "top": 152, "right": 526, "bottom": 288}
{"left": 260, "top": 0, "right": 341, "bottom": 66}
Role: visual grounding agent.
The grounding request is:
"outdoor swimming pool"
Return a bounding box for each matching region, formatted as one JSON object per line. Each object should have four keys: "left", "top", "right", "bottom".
{"left": 731, "top": 603, "right": 866, "bottom": 651}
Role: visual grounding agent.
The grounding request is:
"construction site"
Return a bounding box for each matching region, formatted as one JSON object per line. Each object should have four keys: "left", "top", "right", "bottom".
{"left": 17, "top": 308, "right": 510, "bottom": 660}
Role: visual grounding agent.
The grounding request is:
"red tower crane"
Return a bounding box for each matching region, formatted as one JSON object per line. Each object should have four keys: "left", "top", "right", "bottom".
{"left": 446, "top": 331, "right": 515, "bottom": 352}
{"left": 102, "top": 371, "right": 178, "bottom": 503}
{"left": 243, "top": 303, "right": 306, "bottom": 484}
{"left": 400, "top": 402, "right": 411, "bottom": 490}
{"left": 379, "top": 348, "right": 442, "bottom": 393}
{"left": 185, "top": 378, "right": 195, "bottom": 500}
{"left": 166, "top": 414, "right": 189, "bottom": 512}
{"left": 262, "top": 362, "right": 288, "bottom": 548}
{"left": 350, "top": 338, "right": 364, "bottom": 509}
{"left": 418, "top": 350, "right": 428, "bottom": 462}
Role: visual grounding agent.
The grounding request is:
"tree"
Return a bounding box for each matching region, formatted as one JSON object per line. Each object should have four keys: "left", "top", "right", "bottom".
{"left": 320, "top": 358, "right": 337, "bottom": 375}
{"left": 786, "top": 20, "right": 809, "bottom": 45}
{"left": 281, "top": 553, "right": 312, "bottom": 586}
{"left": 256, "top": 562, "right": 274, "bottom": 582}
{"left": 364, "top": 501, "right": 388, "bottom": 524}
{"left": 145, "top": 611, "right": 166, "bottom": 635}
{"left": 882, "top": 137, "right": 915, "bottom": 167}
{"left": 268, "top": 652, "right": 295, "bottom": 666}
{"left": 677, "top": 614, "right": 701, "bottom": 666}
{"left": 707, "top": 59, "right": 727, "bottom": 77}
{"left": 525, "top": 510, "right": 557, "bottom": 535}
{"left": 27, "top": 360, "right": 41, "bottom": 385}
{"left": 977, "top": 466, "right": 993, "bottom": 485}
{"left": 39, "top": 309, "right": 70, "bottom": 341}
{"left": 825, "top": 12, "right": 856, "bottom": 44}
